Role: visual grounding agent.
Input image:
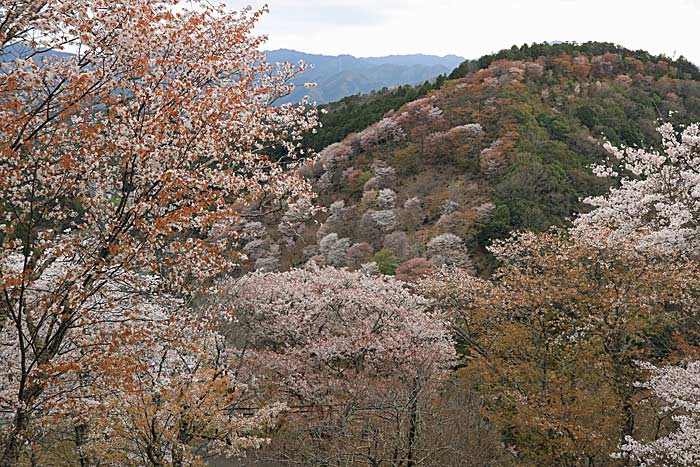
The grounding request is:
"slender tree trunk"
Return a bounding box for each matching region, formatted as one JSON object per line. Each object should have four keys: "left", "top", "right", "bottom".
{"left": 30, "top": 444, "right": 38, "bottom": 467}
{"left": 1, "top": 409, "right": 28, "bottom": 467}
{"left": 172, "top": 445, "right": 184, "bottom": 467}
{"left": 75, "top": 423, "right": 89, "bottom": 467}
{"left": 404, "top": 381, "right": 420, "bottom": 467}
{"left": 172, "top": 422, "right": 190, "bottom": 467}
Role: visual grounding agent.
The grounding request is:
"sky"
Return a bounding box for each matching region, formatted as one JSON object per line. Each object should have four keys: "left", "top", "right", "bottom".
{"left": 223, "top": 0, "right": 700, "bottom": 65}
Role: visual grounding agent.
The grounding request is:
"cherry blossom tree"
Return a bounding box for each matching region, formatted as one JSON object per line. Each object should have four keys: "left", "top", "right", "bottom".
{"left": 419, "top": 229, "right": 700, "bottom": 466}
{"left": 0, "top": 1, "right": 317, "bottom": 464}
{"left": 38, "top": 287, "right": 285, "bottom": 467}
{"left": 358, "top": 117, "right": 406, "bottom": 152}
{"left": 226, "top": 267, "right": 455, "bottom": 466}
{"left": 573, "top": 122, "right": 700, "bottom": 465}
{"left": 616, "top": 362, "right": 700, "bottom": 466}
{"left": 426, "top": 233, "right": 474, "bottom": 272}
{"left": 575, "top": 122, "right": 700, "bottom": 252}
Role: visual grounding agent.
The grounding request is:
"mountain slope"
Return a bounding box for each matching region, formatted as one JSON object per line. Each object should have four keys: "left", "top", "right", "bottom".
{"left": 265, "top": 49, "right": 464, "bottom": 104}
{"left": 248, "top": 43, "right": 700, "bottom": 275}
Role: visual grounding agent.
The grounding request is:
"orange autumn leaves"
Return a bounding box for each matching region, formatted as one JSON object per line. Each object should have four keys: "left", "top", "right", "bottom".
{"left": 420, "top": 230, "right": 700, "bottom": 466}
{"left": 0, "top": 1, "right": 317, "bottom": 465}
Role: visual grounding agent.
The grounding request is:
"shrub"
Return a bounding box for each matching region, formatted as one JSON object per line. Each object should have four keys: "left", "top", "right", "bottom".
{"left": 371, "top": 248, "right": 399, "bottom": 275}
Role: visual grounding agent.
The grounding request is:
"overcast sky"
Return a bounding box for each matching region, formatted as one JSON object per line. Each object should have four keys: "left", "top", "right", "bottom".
{"left": 223, "top": 0, "right": 700, "bottom": 65}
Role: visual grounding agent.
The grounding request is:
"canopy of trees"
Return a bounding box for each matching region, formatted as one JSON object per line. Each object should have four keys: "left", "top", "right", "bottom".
{"left": 0, "top": 1, "right": 317, "bottom": 465}
{"left": 2, "top": 4, "right": 700, "bottom": 463}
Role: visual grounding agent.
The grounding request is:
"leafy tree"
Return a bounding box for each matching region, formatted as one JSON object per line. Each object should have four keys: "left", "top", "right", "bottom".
{"left": 227, "top": 267, "right": 455, "bottom": 466}
{"left": 0, "top": 1, "right": 317, "bottom": 465}
{"left": 450, "top": 42, "right": 700, "bottom": 81}
{"left": 420, "top": 231, "right": 700, "bottom": 466}
{"left": 371, "top": 248, "right": 399, "bottom": 275}
{"left": 576, "top": 122, "right": 700, "bottom": 464}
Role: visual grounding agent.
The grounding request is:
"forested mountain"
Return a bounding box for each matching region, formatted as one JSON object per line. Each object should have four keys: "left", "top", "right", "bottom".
{"left": 4, "top": 1, "right": 700, "bottom": 461}
{"left": 219, "top": 44, "right": 700, "bottom": 466}
{"left": 265, "top": 49, "right": 463, "bottom": 104}
{"left": 247, "top": 42, "right": 700, "bottom": 275}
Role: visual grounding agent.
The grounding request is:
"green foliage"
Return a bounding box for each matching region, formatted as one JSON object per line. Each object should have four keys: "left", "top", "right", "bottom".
{"left": 304, "top": 41, "right": 700, "bottom": 273}
{"left": 478, "top": 205, "right": 512, "bottom": 245}
{"left": 447, "top": 59, "right": 482, "bottom": 81}
{"left": 472, "top": 67, "right": 700, "bottom": 247}
{"left": 575, "top": 105, "right": 598, "bottom": 129}
{"left": 348, "top": 170, "right": 373, "bottom": 195}
{"left": 391, "top": 144, "right": 422, "bottom": 176}
{"left": 478, "top": 91, "right": 611, "bottom": 245}
{"left": 452, "top": 144, "right": 481, "bottom": 173}
{"left": 305, "top": 79, "right": 445, "bottom": 152}
{"left": 371, "top": 248, "right": 399, "bottom": 275}
{"left": 491, "top": 158, "right": 575, "bottom": 231}
{"left": 449, "top": 41, "right": 700, "bottom": 80}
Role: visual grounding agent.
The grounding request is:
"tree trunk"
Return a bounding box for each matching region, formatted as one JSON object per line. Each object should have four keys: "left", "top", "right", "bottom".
{"left": 1, "top": 409, "right": 28, "bottom": 467}
{"left": 75, "top": 423, "right": 90, "bottom": 467}
{"left": 404, "top": 381, "right": 420, "bottom": 467}
{"left": 172, "top": 445, "right": 184, "bottom": 467}
{"left": 172, "top": 422, "right": 190, "bottom": 467}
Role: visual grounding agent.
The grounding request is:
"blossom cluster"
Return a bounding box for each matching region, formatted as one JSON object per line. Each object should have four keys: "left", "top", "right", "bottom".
{"left": 576, "top": 123, "right": 700, "bottom": 252}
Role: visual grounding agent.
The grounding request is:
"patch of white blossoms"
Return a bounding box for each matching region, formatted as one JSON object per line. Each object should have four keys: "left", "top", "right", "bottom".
{"left": 576, "top": 123, "right": 700, "bottom": 252}
{"left": 616, "top": 362, "right": 700, "bottom": 466}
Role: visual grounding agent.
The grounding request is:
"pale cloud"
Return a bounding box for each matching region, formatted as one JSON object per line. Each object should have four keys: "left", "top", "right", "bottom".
{"left": 260, "top": 1, "right": 389, "bottom": 27}
{"left": 225, "top": 0, "right": 700, "bottom": 64}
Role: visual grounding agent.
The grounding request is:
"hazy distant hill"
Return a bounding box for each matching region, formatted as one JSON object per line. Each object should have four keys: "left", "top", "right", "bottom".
{"left": 0, "top": 45, "right": 462, "bottom": 105}
{"left": 0, "top": 43, "right": 73, "bottom": 62}
{"left": 265, "top": 49, "right": 464, "bottom": 104}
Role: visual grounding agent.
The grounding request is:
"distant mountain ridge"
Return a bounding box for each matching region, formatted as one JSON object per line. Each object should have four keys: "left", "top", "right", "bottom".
{"left": 265, "top": 49, "right": 464, "bottom": 104}
{"left": 0, "top": 43, "right": 73, "bottom": 62}
{"left": 0, "top": 44, "right": 463, "bottom": 105}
